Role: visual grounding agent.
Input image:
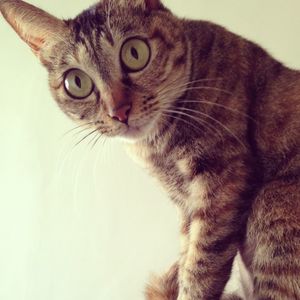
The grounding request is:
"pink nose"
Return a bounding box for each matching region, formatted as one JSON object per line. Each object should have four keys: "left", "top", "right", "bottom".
{"left": 108, "top": 103, "right": 132, "bottom": 124}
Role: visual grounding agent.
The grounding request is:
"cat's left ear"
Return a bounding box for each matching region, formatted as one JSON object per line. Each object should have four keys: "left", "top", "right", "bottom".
{"left": 0, "top": 0, "right": 68, "bottom": 59}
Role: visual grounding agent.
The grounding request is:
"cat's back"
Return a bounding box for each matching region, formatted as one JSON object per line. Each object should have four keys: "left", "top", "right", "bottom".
{"left": 253, "top": 66, "right": 300, "bottom": 182}
{"left": 183, "top": 19, "right": 300, "bottom": 181}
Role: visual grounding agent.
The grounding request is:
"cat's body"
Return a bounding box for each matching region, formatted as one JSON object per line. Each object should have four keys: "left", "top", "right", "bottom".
{"left": 1, "top": 0, "right": 300, "bottom": 299}
{"left": 134, "top": 19, "right": 300, "bottom": 300}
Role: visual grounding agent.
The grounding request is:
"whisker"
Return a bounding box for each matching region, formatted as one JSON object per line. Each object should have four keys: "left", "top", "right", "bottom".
{"left": 162, "top": 108, "right": 224, "bottom": 140}
{"left": 178, "top": 99, "right": 257, "bottom": 123}
{"left": 73, "top": 127, "right": 100, "bottom": 148}
{"left": 91, "top": 132, "right": 104, "bottom": 149}
{"left": 72, "top": 126, "right": 95, "bottom": 139}
{"left": 161, "top": 111, "right": 226, "bottom": 146}
{"left": 92, "top": 135, "right": 106, "bottom": 200}
{"left": 61, "top": 122, "right": 94, "bottom": 138}
{"left": 161, "top": 112, "right": 204, "bottom": 136}
{"left": 176, "top": 107, "right": 247, "bottom": 149}
{"left": 156, "top": 76, "right": 223, "bottom": 95}
{"left": 160, "top": 85, "right": 232, "bottom": 97}
{"left": 88, "top": 130, "right": 102, "bottom": 149}
{"left": 54, "top": 138, "right": 77, "bottom": 201}
{"left": 72, "top": 143, "right": 90, "bottom": 215}
{"left": 159, "top": 78, "right": 224, "bottom": 93}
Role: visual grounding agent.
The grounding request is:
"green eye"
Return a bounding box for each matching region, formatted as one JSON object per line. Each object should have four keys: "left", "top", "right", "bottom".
{"left": 121, "top": 38, "right": 151, "bottom": 72}
{"left": 64, "top": 69, "right": 94, "bottom": 99}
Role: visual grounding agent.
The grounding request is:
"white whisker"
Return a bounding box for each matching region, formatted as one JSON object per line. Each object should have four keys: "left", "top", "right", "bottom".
{"left": 176, "top": 107, "right": 246, "bottom": 149}
{"left": 178, "top": 99, "right": 257, "bottom": 123}
{"left": 60, "top": 122, "right": 94, "bottom": 139}
{"left": 160, "top": 85, "right": 232, "bottom": 97}
{"left": 162, "top": 108, "right": 224, "bottom": 140}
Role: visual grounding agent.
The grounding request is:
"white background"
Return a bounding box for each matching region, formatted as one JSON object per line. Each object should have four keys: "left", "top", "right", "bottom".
{"left": 0, "top": 1, "right": 300, "bottom": 299}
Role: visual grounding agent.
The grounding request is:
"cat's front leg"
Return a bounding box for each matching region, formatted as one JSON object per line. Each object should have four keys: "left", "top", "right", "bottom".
{"left": 177, "top": 184, "right": 249, "bottom": 300}
{"left": 177, "top": 214, "right": 240, "bottom": 300}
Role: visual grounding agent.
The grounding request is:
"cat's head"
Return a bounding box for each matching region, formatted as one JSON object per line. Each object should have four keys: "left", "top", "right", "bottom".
{"left": 0, "top": 0, "right": 190, "bottom": 140}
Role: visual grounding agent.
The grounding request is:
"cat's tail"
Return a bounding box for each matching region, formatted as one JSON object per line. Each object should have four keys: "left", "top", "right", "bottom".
{"left": 145, "top": 264, "right": 179, "bottom": 300}
{"left": 144, "top": 263, "right": 243, "bottom": 300}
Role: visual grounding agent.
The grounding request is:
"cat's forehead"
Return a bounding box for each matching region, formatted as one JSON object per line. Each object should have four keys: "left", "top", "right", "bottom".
{"left": 70, "top": 0, "right": 149, "bottom": 35}
{"left": 71, "top": 6, "right": 106, "bottom": 35}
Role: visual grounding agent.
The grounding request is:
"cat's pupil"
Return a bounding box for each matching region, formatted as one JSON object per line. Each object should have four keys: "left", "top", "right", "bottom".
{"left": 75, "top": 76, "right": 81, "bottom": 88}
{"left": 131, "top": 47, "right": 139, "bottom": 60}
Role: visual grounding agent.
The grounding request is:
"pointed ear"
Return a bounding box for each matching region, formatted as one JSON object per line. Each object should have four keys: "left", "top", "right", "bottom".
{"left": 0, "top": 0, "right": 68, "bottom": 58}
{"left": 144, "top": 0, "right": 164, "bottom": 10}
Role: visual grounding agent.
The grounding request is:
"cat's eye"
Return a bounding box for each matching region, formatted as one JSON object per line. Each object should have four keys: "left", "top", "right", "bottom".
{"left": 64, "top": 69, "right": 94, "bottom": 99}
{"left": 121, "top": 38, "right": 151, "bottom": 72}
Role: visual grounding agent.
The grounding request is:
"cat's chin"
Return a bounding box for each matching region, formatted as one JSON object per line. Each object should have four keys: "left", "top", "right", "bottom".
{"left": 119, "top": 115, "right": 167, "bottom": 142}
{"left": 118, "top": 121, "right": 158, "bottom": 142}
{"left": 119, "top": 125, "right": 148, "bottom": 141}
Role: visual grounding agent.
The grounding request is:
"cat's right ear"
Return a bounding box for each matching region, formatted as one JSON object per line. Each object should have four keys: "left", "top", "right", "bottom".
{"left": 0, "top": 0, "right": 68, "bottom": 59}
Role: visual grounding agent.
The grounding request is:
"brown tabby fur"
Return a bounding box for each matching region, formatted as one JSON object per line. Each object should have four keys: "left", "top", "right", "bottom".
{"left": 1, "top": 0, "right": 300, "bottom": 299}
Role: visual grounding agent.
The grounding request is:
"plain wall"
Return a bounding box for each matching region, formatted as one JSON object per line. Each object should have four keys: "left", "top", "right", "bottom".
{"left": 0, "top": 1, "right": 300, "bottom": 299}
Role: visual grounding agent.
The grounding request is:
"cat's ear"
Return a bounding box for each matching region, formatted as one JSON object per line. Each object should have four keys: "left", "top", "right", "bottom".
{"left": 126, "top": 0, "right": 164, "bottom": 11}
{"left": 144, "top": 0, "right": 164, "bottom": 10}
{"left": 0, "top": 0, "right": 68, "bottom": 58}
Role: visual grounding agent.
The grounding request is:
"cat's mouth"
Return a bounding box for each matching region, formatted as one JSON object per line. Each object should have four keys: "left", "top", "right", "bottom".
{"left": 113, "top": 112, "right": 160, "bottom": 140}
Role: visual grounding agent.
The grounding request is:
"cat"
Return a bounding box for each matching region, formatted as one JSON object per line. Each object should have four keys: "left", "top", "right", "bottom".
{"left": 1, "top": 0, "right": 300, "bottom": 299}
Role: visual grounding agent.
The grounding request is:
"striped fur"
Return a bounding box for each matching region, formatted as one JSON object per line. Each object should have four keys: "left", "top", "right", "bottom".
{"left": 1, "top": 0, "right": 300, "bottom": 299}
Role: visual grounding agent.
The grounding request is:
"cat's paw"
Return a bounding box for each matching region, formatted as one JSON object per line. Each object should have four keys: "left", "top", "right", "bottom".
{"left": 145, "top": 264, "right": 179, "bottom": 300}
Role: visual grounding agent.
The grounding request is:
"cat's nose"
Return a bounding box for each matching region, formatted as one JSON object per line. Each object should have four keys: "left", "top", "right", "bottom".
{"left": 108, "top": 103, "right": 132, "bottom": 124}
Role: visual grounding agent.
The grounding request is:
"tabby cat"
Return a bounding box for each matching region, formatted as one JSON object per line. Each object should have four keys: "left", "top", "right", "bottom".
{"left": 1, "top": 0, "right": 300, "bottom": 299}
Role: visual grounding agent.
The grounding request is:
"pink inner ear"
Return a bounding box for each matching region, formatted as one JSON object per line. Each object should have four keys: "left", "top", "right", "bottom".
{"left": 145, "top": 0, "right": 161, "bottom": 10}
{"left": 27, "top": 37, "right": 45, "bottom": 54}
